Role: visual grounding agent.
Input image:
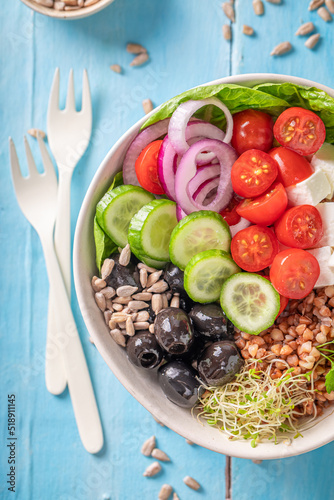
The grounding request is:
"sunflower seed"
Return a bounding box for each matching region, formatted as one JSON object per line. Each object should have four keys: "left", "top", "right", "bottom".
{"left": 28, "top": 128, "right": 46, "bottom": 139}
{"left": 305, "top": 33, "right": 321, "bottom": 49}
{"left": 113, "top": 296, "right": 131, "bottom": 304}
{"left": 91, "top": 276, "right": 106, "bottom": 292}
{"left": 64, "top": 0, "right": 77, "bottom": 5}
{"left": 134, "top": 321, "right": 150, "bottom": 330}
{"left": 152, "top": 448, "right": 170, "bottom": 462}
{"left": 158, "top": 484, "right": 173, "bottom": 500}
{"left": 139, "top": 268, "right": 148, "bottom": 287}
{"left": 243, "top": 25, "right": 254, "bottom": 35}
{"left": 127, "top": 42, "right": 147, "bottom": 54}
{"left": 111, "top": 313, "right": 130, "bottom": 322}
{"left": 170, "top": 295, "right": 180, "bottom": 308}
{"left": 138, "top": 263, "right": 158, "bottom": 273}
{"left": 110, "top": 329, "right": 126, "bottom": 347}
{"left": 113, "top": 303, "right": 123, "bottom": 312}
{"left": 153, "top": 415, "right": 164, "bottom": 426}
{"left": 141, "top": 435, "right": 156, "bottom": 456}
{"left": 104, "top": 310, "right": 113, "bottom": 325}
{"left": 270, "top": 41, "right": 292, "bottom": 56}
{"left": 128, "top": 300, "right": 149, "bottom": 310}
{"left": 110, "top": 64, "right": 122, "bottom": 74}
{"left": 222, "top": 2, "right": 235, "bottom": 22}
{"left": 130, "top": 52, "right": 149, "bottom": 67}
{"left": 101, "top": 286, "right": 116, "bottom": 299}
{"left": 308, "top": 0, "right": 324, "bottom": 9}
{"left": 266, "top": 0, "right": 281, "bottom": 3}
{"left": 295, "top": 22, "right": 315, "bottom": 36}
{"left": 132, "top": 292, "right": 152, "bottom": 301}
{"left": 146, "top": 270, "right": 163, "bottom": 288}
{"left": 253, "top": 0, "right": 264, "bottom": 15}
{"left": 326, "top": 0, "right": 334, "bottom": 12}
{"left": 318, "top": 6, "right": 332, "bottom": 20}
{"left": 152, "top": 294, "right": 163, "bottom": 314}
{"left": 108, "top": 319, "right": 117, "bottom": 330}
{"left": 106, "top": 299, "right": 114, "bottom": 311}
{"left": 149, "top": 324, "right": 155, "bottom": 334}
{"left": 119, "top": 244, "right": 131, "bottom": 266}
{"left": 142, "top": 99, "right": 153, "bottom": 114}
{"left": 183, "top": 476, "right": 201, "bottom": 491}
{"left": 147, "top": 280, "right": 169, "bottom": 294}
{"left": 126, "top": 317, "right": 135, "bottom": 336}
{"left": 123, "top": 307, "right": 131, "bottom": 315}
{"left": 186, "top": 439, "right": 194, "bottom": 445}
{"left": 161, "top": 293, "right": 168, "bottom": 309}
{"left": 222, "top": 24, "right": 231, "bottom": 40}
{"left": 116, "top": 285, "right": 138, "bottom": 297}
{"left": 136, "top": 310, "right": 149, "bottom": 322}
{"left": 173, "top": 494, "right": 180, "bottom": 500}
{"left": 54, "top": 2, "right": 65, "bottom": 10}
{"left": 101, "top": 258, "right": 115, "bottom": 279}
{"left": 143, "top": 461, "right": 161, "bottom": 477}
{"left": 95, "top": 292, "right": 106, "bottom": 311}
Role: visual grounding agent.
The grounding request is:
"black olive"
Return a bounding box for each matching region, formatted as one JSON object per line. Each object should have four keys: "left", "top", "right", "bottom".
{"left": 158, "top": 360, "right": 202, "bottom": 408}
{"left": 105, "top": 253, "right": 142, "bottom": 290}
{"left": 197, "top": 341, "right": 244, "bottom": 387}
{"left": 179, "top": 294, "right": 195, "bottom": 313}
{"left": 164, "top": 263, "right": 185, "bottom": 295}
{"left": 154, "top": 308, "right": 194, "bottom": 355}
{"left": 189, "top": 303, "right": 234, "bottom": 341}
{"left": 126, "top": 331, "right": 163, "bottom": 369}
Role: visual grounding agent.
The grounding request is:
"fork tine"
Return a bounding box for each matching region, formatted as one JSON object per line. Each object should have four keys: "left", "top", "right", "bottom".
{"left": 65, "top": 69, "right": 75, "bottom": 111}
{"left": 37, "top": 133, "right": 57, "bottom": 182}
{"left": 81, "top": 69, "right": 92, "bottom": 114}
{"left": 24, "top": 136, "right": 39, "bottom": 177}
{"left": 9, "top": 138, "right": 24, "bottom": 191}
{"left": 48, "top": 68, "right": 60, "bottom": 114}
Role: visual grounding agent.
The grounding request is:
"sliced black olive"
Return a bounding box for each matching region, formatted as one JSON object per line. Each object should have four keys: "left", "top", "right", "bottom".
{"left": 197, "top": 341, "right": 244, "bottom": 387}
{"left": 189, "top": 303, "right": 234, "bottom": 341}
{"left": 164, "top": 263, "right": 185, "bottom": 295}
{"left": 105, "top": 253, "right": 142, "bottom": 290}
{"left": 179, "top": 294, "right": 195, "bottom": 314}
{"left": 158, "top": 360, "right": 202, "bottom": 408}
{"left": 154, "top": 308, "right": 194, "bottom": 355}
{"left": 126, "top": 331, "right": 163, "bottom": 369}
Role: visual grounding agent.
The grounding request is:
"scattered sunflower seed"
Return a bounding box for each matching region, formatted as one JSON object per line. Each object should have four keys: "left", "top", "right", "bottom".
{"left": 318, "top": 5, "right": 332, "bottom": 20}
{"left": 128, "top": 300, "right": 150, "bottom": 310}
{"left": 141, "top": 435, "right": 156, "bottom": 456}
{"left": 134, "top": 321, "right": 150, "bottom": 330}
{"left": 132, "top": 292, "right": 152, "bottom": 301}
{"left": 130, "top": 52, "right": 149, "bottom": 67}
{"left": 108, "top": 319, "right": 117, "bottom": 330}
{"left": 119, "top": 244, "right": 131, "bottom": 266}
{"left": 110, "top": 328, "right": 126, "bottom": 347}
{"left": 326, "top": 0, "right": 334, "bottom": 13}
{"left": 308, "top": 0, "right": 324, "bottom": 9}
{"left": 104, "top": 310, "right": 113, "bottom": 325}
{"left": 101, "top": 286, "right": 116, "bottom": 299}
{"left": 161, "top": 293, "right": 169, "bottom": 309}
{"left": 106, "top": 298, "right": 114, "bottom": 311}
{"left": 113, "top": 296, "right": 131, "bottom": 304}
{"left": 152, "top": 294, "right": 163, "bottom": 314}
{"left": 142, "top": 98, "right": 154, "bottom": 115}
{"left": 242, "top": 25, "right": 254, "bottom": 36}
{"left": 95, "top": 292, "right": 106, "bottom": 311}
{"left": 126, "top": 317, "right": 135, "bottom": 336}
{"left": 149, "top": 324, "right": 155, "bottom": 334}
{"left": 170, "top": 295, "right": 180, "bottom": 308}
{"left": 54, "top": 2, "right": 65, "bottom": 10}
{"left": 253, "top": 0, "right": 264, "bottom": 15}
{"left": 136, "top": 310, "right": 150, "bottom": 322}
{"left": 158, "top": 484, "right": 173, "bottom": 500}
{"left": 116, "top": 285, "right": 138, "bottom": 297}
{"left": 222, "top": 2, "right": 235, "bottom": 22}
{"left": 173, "top": 494, "right": 180, "bottom": 500}
{"left": 91, "top": 276, "right": 106, "bottom": 292}
{"left": 305, "top": 33, "right": 321, "bottom": 49}
{"left": 295, "top": 22, "right": 315, "bottom": 36}
{"left": 152, "top": 448, "right": 171, "bottom": 462}
{"left": 143, "top": 461, "right": 162, "bottom": 477}
{"left": 222, "top": 24, "right": 231, "bottom": 40}
{"left": 126, "top": 42, "right": 147, "bottom": 54}
{"left": 27, "top": 128, "right": 46, "bottom": 139}
{"left": 270, "top": 41, "right": 292, "bottom": 56}
{"left": 146, "top": 270, "right": 163, "bottom": 288}
{"left": 147, "top": 280, "right": 169, "bottom": 294}
{"left": 101, "top": 258, "right": 115, "bottom": 279}
{"left": 183, "top": 476, "right": 201, "bottom": 491}
{"left": 112, "top": 303, "right": 123, "bottom": 312}
{"left": 138, "top": 263, "right": 158, "bottom": 273}
{"left": 110, "top": 64, "right": 122, "bottom": 74}
{"left": 139, "top": 268, "right": 148, "bottom": 288}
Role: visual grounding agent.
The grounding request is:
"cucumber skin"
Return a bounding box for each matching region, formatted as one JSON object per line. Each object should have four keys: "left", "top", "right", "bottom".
{"left": 96, "top": 185, "right": 154, "bottom": 246}
{"left": 220, "top": 273, "right": 280, "bottom": 336}
{"left": 128, "top": 199, "right": 176, "bottom": 262}
{"left": 169, "top": 210, "right": 232, "bottom": 270}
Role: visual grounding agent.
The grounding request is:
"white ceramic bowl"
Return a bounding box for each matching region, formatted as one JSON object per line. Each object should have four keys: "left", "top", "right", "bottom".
{"left": 74, "top": 73, "right": 334, "bottom": 460}
{"left": 20, "top": 0, "right": 115, "bottom": 20}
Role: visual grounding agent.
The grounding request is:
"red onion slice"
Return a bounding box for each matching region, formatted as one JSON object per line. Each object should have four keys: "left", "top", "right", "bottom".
{"left": 123, "top": 118, "right": 170, "bottom": 186}
{"left": 193, "top": 177, "right": 220, "bottom": 205}
{"left": 176, "top": 204, "right": 187, "bottom": 221}
{"left": 168, "top": 98, "right": 233, "bottom": 159}
{"left": 175, "top": 139, "right": 237, "bottom": 214}
{"left": 230, "top": 217, "right": 251, "bottom": 238}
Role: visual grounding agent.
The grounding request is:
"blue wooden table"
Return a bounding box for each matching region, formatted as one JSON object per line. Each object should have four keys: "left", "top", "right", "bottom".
{"left": 1, "top": 1, "right": 334, "bottom": 499}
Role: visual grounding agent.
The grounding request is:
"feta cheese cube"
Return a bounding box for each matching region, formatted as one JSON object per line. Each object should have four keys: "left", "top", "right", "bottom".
{"left": 307, "top": 246, "right": 334, "bottom": 287}
{"left": 313, "top": 202, "right": 334, "bottom": 248}
{"left": 311, "top": 142, "right": 334, "bottom": 200}
{"left": 286, "top": 169, "right": 331, "bottom": 207}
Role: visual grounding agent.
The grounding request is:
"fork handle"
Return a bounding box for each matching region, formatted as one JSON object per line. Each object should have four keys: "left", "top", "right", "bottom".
{"left": 42, "top": 231, "right": 103, "bottom": 454}
{"left": 46, "top": 168, "right": 73, "bottom": 395}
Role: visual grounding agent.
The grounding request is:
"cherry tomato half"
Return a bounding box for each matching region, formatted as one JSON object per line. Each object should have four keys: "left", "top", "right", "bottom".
{"left": 269, "top": 147, "right": 313, "bottom": 187}
{"left": 220, "top": 196, "right": 241, "bottom": 226}
{"left": 231, "top": 110, "right": 274, "bottom": 155}
{"left": 274, "top": 107, "right": 326, "bottom": 156}
{"left": 260, "top": 274, "right": 289, "bottom": 318}
{"left": 274, "top": 205, "right": 323, "bottom": 249}
{"left": 135, "top": 140, "right": 165, "bottom": 195}
{"left": 270, "top": 249, "right": 320, "bottom": 299}
{"left": 231, "top": 149, "right": 278, "bottom": 198}
{"left": 231, "top": 225, "right": 279, "bottom": 272}
{"left": 236, "top": 182, "right": 288, "bottom": 226}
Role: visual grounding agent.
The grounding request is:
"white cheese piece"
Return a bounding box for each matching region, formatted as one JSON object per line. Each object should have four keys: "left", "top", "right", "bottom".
{"left": 311, "top": 142, "right": 334, "bottom": 200}
{"left": 286, "top": 169, "right": 331, "bottom": 207}
{"left": 313, "top": 202, "right": 334, "bottom": 248}
{"left": 307, "top": 246, "right": 334, "bottom": 287}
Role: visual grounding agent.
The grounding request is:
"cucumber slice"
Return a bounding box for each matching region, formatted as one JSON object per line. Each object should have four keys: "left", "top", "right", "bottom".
{"left": 220, "top": 273, "right": 280, "bottom": 336}
{"left": 169, "top": 211, "right": 231, "bottom": 270}
{"left": 128, "top": 199, "right": 177, "bottom": 262}
{"left": 96, "top": 185, "right": 154, "bottom": 248}
{"left": 139, "top": 254, "right": 168, "bottom": 270}
{"left": 184, "top": 249, "right": 240, "bottom": 303}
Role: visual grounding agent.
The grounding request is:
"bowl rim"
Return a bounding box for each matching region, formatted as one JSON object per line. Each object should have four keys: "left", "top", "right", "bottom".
{"left": 74, "top": 73, "right": 334, "bottom": 459}
{"left": 20, "top": 0, "right": 115, "bottom": 19}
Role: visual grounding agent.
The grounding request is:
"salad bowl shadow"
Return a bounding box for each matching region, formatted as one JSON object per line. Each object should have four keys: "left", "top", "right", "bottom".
{"left": 73, "top": 73, "right": 334, "bottom": 460}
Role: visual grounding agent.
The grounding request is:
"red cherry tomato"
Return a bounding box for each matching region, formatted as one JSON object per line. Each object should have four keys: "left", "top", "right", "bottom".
{"left": 231, "top": 110, "right": 274, "bottom": 155}
{"left": 268, "top": 147, "right": 313, "bottom": 187}
{"left": 260, "top": 274, "right": 289, "bottom": 318}
{"left": 274, "top": 107, "right": 326, "bottom": 155}
{"left": 220, "top": 196, "right": 241, "bottom": 226}
{"left": 231, "top": 225, "right": 279, "bottom": 272}
{"left": 270, "top": 249, "right": 320, "bottom": 299}
{"left": 231, "top": 149, "right": 278, "bottom": 198}
{"left": 274, "top": 205, "right": 323, "bottom": 249}
{"left": 236, "top": 182, "right": 288, "bottom": 226}
{"left": 135, "top": 140, "right": 165, "bottom": 194}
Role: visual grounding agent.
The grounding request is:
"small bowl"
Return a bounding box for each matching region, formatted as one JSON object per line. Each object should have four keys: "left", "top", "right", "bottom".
{"left": 73, "top": 73, "right": 334, "bottom": 460}
{"left": 20, "top": 0, "right": 116, "bottom": 20}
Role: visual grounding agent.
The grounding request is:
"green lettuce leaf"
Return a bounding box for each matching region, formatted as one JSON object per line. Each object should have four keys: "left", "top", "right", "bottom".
{"left": 325, "top": 364, "right": 334, "bottom": 394}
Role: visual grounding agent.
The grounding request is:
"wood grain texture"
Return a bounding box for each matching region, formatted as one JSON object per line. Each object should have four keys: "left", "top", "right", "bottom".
{"left": 1, "top": 0, "right": 334, "bottom": 499}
